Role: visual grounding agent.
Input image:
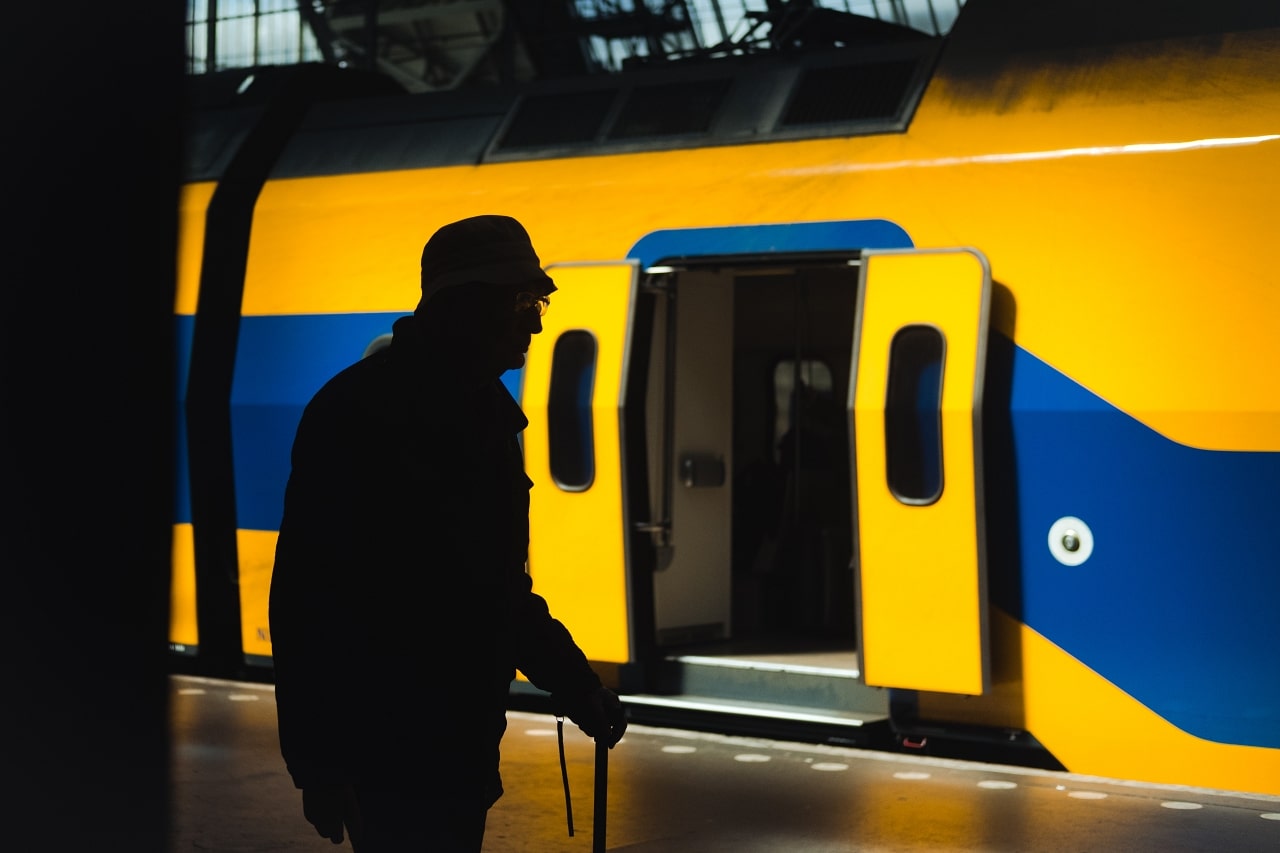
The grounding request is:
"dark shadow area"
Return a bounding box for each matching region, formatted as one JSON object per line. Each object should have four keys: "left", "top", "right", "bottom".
{"left": 2, "top": 4, "right": 184, "bottom": 850}
{"left": 731, "top": 267, "right": 858, "bottom": 646}
{"left": 982, "top": 282, "right": 1022, "bottom": 622}
{"left": 937, "top": 0, "right": 1280, "bottom": 104}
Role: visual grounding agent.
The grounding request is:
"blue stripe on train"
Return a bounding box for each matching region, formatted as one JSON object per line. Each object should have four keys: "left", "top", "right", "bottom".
{"left": 226, "top": 312, "right": 523, "bottom": 535}
{"left": 990, "top": 336, "right": 1280, "bottom": 749}
{"left": 174, "top": 314, "right": 194, "bottom": 525}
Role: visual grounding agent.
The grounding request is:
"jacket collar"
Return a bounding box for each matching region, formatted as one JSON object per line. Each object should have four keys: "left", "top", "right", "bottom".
{"left": 389, "top": 315, "right": 528, "bottom": 434}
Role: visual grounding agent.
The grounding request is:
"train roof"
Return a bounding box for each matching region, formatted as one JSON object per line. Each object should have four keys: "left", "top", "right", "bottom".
{"left": 181, "top": 0, "right": 1280, "bottom": 182}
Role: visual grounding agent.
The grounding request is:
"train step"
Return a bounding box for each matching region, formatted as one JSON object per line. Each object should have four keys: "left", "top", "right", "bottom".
{"left": 619, "top": 690, "right": 891, "bottom": 748}
{"left": 655, "top": 649, "right": 889, "bottom": 716}
{"left": 509, "top": 646, "right": 892, "bottom": 747}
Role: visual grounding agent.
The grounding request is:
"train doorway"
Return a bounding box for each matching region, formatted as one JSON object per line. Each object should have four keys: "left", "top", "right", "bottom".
{"left": 640, "top": 258, "right": 861, "bottom": 660}
{"left": 621, "top": 246, "right": 992, "bottom": 734}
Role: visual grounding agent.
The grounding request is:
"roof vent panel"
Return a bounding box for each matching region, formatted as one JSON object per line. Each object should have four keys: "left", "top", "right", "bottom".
{"left": 497, "top": 89, "right": 618, "bottom": 149}
{"left": 608, "top": 78, "right": 732, "bottom": 140}
{"left": 780, "top": 59, "right": 920, "bottom": 127}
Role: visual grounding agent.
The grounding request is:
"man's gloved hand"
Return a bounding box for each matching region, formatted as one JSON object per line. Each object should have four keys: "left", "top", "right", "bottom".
{"left": 562, "top": 685, "right": 628, "bottom": 747}
{"left": 302, "top": 784, "right": 351, "bottom": 844}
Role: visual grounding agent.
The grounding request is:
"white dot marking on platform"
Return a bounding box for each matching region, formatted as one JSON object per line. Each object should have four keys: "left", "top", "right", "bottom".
{"left": 1260, "top": 813, "right": 1280, "bottom": 821}
{"left": 893, "top": 771, "right": 931, "bottom": 780}
{"left": 734, "top": 753, "right": 771, "bottom": 763}
{"left": 1068, "top": 791, "right": 1108, "bottom": 800}
{"left": 811, "top": 762, "right": 848, "bottom": 772}
{"left": 977, "top": 780, "right": 1017, "bottom": 789}
{"left": 228, "top": 694, "right": 259, "bottom": 702}
{"left": 524, "top": 728, "right": 557, "bottom": 737}
{"left": 662, "top": 745, "right": 697, "bottom": 754}
{"left": 178, "top": 688, "right": 206, "bottom": 696}
{"left": 1161, "top": 801, "right": 1203, "bottom": 810}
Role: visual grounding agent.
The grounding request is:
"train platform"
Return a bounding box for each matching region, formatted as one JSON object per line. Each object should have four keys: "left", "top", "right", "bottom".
{"left": 169, "top": 674, "right": 1280, "bottom": 852}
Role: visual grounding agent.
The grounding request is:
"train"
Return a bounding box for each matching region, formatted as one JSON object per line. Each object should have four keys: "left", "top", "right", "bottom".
{"left": 172, "top": 0, "right": 1280, "bottom": 797}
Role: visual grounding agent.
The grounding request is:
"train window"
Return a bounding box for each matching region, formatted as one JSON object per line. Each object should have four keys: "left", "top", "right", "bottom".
{"left": 780, "top": 59, "right": 919, "bottom": 127}
{"left": 608, "top": 78, "right": 731, "bottom": 140}
{"left": 497, "top": 89, "right": 617, "bottom": 149}
{"left": 884, "top": 324, "right": 944, "bottom": 505}
{"left": 548, "top": 330, "right": 598, "bottom": 491}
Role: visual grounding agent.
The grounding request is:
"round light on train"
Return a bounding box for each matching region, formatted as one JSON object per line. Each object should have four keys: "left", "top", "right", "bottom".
{"left": 1048, "top": 516, "right": 1093, "bottom": 566}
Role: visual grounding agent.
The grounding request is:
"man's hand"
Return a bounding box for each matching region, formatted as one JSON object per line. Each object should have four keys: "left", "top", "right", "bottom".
{"left": 302, "top": 784, "right": 352, "bottom": 844}
{"left": 564, "top": 686, "right": 628, "bottom": 748}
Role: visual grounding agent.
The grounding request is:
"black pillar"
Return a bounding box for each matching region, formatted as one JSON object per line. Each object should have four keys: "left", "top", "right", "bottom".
{"left": 1, "top": 2, "right": 183, "bottom": 849}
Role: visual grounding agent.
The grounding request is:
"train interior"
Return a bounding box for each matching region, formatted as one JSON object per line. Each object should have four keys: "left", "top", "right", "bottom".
{"left": 638, "top": 257, "right": 862, "bottom": 680}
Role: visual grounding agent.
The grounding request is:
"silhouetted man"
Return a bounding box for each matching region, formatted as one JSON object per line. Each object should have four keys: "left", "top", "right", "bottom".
{"left": 269, "top": 214, "right": 627, "bottom": 851}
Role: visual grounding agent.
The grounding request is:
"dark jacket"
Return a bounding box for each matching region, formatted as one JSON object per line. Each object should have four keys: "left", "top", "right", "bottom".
{"left": 269, "top": 315, "right": 602, "bottom": 802}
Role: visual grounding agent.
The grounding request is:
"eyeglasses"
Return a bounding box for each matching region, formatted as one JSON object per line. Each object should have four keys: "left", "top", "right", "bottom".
{"left": 514, "top": 291, "right": 551, "bottom": 316}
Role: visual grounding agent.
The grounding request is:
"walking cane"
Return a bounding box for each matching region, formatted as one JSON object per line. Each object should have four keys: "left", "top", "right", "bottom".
{"left": 593, "top": 738, "right": 608, "bottom": 852}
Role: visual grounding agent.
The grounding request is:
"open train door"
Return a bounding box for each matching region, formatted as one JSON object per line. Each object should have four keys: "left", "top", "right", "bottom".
{"left": 850, "top": 248, "right": 992, "bottom": 695}
{"left": 522, "top": 261, "right": 640, "bottom": 680}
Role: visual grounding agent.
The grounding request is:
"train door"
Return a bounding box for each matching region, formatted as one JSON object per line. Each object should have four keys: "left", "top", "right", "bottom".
{"left": 849, "top": 248, "right": 992, "bottom": 695}
{"left": 523, "top": 262, "right": 639, "bottom": 674}
{"left": 641, "top": 259, "right": 861, "bottom": 652}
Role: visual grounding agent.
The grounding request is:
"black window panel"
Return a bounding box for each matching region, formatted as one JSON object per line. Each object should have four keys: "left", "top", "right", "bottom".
{"left": 548, "top": 330, "right": 598, "bottom": 491}
{"left": 609, "top": 78, "right": 731, "bottom": 140}
{"left": 498, "top": 89, "right": 618, "bottom": 149}
{"left": 781, "top": 59, "right": 918, "bottom": 126}
{"left": 884, "top": 324, "right": 944, "bottom": 505}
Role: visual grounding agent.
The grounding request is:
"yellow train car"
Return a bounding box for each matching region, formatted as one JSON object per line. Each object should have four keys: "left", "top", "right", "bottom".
{"left": 173, "top": 0, "right": 1280, "bottom": 796}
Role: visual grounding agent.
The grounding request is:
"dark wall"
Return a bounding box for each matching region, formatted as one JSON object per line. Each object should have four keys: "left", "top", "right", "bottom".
{"left": 2, "top": 3, "right": 182, "bottom": 849}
